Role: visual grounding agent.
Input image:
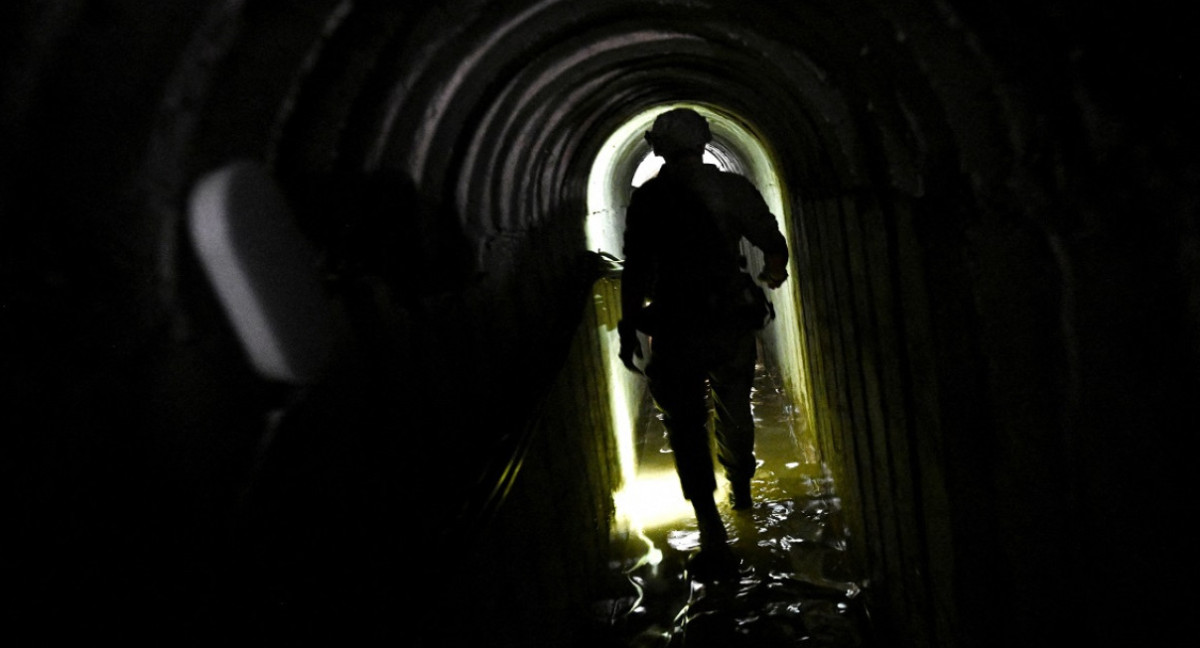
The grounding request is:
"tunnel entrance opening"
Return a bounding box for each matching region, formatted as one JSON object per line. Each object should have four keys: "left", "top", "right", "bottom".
{"left": 584, "top": 102, "right": 819, "bottom": 545}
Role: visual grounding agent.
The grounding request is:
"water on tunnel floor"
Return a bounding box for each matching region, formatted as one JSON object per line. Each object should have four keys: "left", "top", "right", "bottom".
{"left": 591, "top": 359, "right": 874, "bottom": 648}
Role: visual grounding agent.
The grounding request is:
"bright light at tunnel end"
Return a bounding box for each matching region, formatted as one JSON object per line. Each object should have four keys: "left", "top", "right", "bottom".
{"left": 587, "top": 102, "right": 779, "bottom": 260}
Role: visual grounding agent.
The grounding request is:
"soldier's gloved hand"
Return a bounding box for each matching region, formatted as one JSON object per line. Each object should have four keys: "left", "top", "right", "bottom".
{"left": 758, "top": 268, "right": 787, "bottom": 289}
{"left": 759, "top": 253, "right": 789, "bottom": 289}
{"left": 617, "top": 319, "right": 644, "bottom": 374}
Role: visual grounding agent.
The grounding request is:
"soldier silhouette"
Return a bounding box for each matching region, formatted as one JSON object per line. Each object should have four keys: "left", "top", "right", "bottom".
{"left": 618, "top": 108, "right": 789, "bottom": 578}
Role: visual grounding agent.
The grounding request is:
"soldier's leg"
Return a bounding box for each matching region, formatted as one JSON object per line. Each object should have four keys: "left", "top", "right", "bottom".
{"left": 647, "top": 347, "right": 726, "bottom": 548}
{"left": 710, "top": 332, "right": 759, "bottom": 509}
{"left": 648, "top": 366, "right": 716, "bottom": 505}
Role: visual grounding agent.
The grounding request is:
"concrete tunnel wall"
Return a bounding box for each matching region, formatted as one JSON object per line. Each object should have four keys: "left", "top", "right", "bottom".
{"left": 3, "top": 1, "right": 1198, "bottom": 647}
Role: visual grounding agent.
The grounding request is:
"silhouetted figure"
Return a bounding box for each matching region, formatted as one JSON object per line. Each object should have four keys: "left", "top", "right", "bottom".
{"left": 618, "top": 108, "right": 789, "bottom": 579}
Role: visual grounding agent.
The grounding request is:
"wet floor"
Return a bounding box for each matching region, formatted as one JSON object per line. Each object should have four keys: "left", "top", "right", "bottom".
{"left": 591, "top": 359, "right": 875, "bottom": 647}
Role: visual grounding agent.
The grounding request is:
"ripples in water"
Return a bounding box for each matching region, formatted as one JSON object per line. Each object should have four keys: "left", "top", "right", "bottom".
{"left": 592, "top": 364, "right": 874, "bottom": 647}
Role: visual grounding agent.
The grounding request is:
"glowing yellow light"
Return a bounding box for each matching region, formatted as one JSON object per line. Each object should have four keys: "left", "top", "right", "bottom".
{"left": 591, "top": 298, "right": 640, "bottom": 490}
{"left": 613, "top": 469, "right": 695, "bottom": 533}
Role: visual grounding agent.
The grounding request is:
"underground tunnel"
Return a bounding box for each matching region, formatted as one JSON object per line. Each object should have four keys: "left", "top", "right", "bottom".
{"left": 3, "top": 1, "right": 1198, "bottom": 647}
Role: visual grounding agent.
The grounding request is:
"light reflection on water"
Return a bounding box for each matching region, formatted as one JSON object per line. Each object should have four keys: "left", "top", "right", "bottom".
{"left": 592, "top": 363, "right": 874, "bottom": 647}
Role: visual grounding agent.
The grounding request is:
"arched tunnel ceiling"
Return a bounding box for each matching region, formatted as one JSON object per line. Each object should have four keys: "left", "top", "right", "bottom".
{"left": 327, "top": 0, "right": 969, "bottom": 247}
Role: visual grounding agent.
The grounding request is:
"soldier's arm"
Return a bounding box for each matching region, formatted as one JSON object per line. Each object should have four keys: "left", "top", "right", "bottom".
{"left": 731, "top": 176, "right": 789, "bottom": 287}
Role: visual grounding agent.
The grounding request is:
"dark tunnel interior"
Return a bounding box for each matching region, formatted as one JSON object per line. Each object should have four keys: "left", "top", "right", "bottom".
{"left": 3, "top": 1, "right": 1198, "bottom": 646}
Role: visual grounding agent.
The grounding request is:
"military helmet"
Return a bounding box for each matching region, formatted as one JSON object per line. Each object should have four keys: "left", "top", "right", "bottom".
{"left": 645, "top": 108, "right": 711, "bottom": 158}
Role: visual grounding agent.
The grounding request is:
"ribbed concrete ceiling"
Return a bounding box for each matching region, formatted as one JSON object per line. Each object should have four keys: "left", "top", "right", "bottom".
{"left": 330, "top": 0, "right": 959, "bottom": 248}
